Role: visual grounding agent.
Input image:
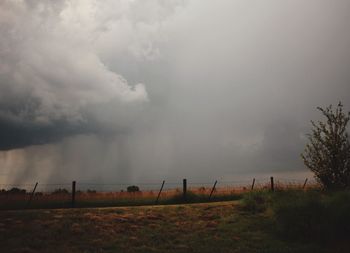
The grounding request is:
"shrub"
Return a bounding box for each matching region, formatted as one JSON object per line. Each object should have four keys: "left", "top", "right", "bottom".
{"left": 273, "top": 191, "right": 325, "bottom": 240}
{"left": 51, "top": 188, "right": 69, "bottom": 195}
{"left": 273, "top": 190, "right": 350, "bottom": 242}
{"left": 301, "top": 102, "right": 350, "bottom": 190}
{"left": 127, "top": 185, "right": 140, "bottom": 192}
{"left": 7, "top": 187, "right": 26, "bottom": 194}
{"left": 170, "top": 191, "right": 201, "bottom": 203}
{"left": 241, "top": 191, "right": 271, "bottom": 213}
{"left": 324, "top": 191, "right": 350, "bottom": 240}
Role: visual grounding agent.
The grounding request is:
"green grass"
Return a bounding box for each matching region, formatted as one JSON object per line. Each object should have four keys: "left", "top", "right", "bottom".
{"left": 1, "top": 193, "right": 349, "bottom": 253}
{"left": 272, "top": 190, "right": 350, "bottom": 242}
{"left": 241, "top": 190, "right": 350, "bottom": 247}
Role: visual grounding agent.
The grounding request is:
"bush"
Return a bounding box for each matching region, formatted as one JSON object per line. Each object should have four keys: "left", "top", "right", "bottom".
{"left": 241, "top": 191, "right": 271, "bottom": 213}
{"left": 240, "top": 190, "right": 350, "bottom": 242}
{"left": 168, "top": 191, "right": 202, "bottom": 203}
{"left": 324, "top": 191, "right": 350, "bottom": 240}
{"left": 51, "top": 188, "right": 69, "bottom": 195}
{"left": 7, "top": 187, "right": 26, "bottom": 194}
{"left": 127, "top": 185, "right": 140, "bottom": 192}
{"left": 301, "top": 102, "right": 350, "bottom": 190}
{"left": 272, "top": 190, "right": 350, "bottom": 242}
{"left": 273, "top": 191, "right": 325, "bottom": 240}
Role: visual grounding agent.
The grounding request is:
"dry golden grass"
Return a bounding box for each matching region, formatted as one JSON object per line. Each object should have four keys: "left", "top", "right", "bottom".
{"left": 0, "top": 183, "right": 319, "bottom": 210}
{"left": 0, "top": 197, "right": 341, "bottom": 253}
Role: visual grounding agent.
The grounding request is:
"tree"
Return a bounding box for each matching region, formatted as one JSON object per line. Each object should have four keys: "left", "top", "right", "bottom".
{"left": 127, "top": 185, "right": 140, "bottom": 192}
{"left": 301, "top": 102, "right": 350, "bottom": 190}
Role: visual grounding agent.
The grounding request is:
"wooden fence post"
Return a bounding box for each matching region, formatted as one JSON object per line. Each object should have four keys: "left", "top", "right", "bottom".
{"left": 270, "top": 177, "right": 274, "bottom": 192}
{"left": 302, "top": 178, "right": 308, "bottom": 189}
{"left": 27, "top": 182, "right": 38, "bottom": 208}
{"left": 183, "top": 179, "right": 187, "bottom": 201}
{"left": 72, "top": 181, "right": 76, "bottom": 208}
{"left": 251, "top": 178, "right": 255, "bottom": 190}
{"left": 156, "top": 180, "right": 165, "bottom": 204}
{"left": 209, "top": 180, "right": 217, "bottom": 200}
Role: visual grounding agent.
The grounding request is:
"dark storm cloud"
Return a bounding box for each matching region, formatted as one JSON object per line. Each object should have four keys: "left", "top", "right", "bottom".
{"left": 0, "top": 117, "right": 85, "bottom": 151}
{"left": 0, "top": 0, "right": 148, "bottom": 150}
{"left": 1, "top": 0, "right": 350, "bottom": 184}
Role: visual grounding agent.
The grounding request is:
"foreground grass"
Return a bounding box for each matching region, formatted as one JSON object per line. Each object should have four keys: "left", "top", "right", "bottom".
{"left": 0, "top": 199, "right": 346, "bottom": 253}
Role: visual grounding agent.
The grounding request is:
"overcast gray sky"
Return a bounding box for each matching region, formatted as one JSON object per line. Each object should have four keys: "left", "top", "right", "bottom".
{"left": 0, "top": 0, "right": 350, "bottom": 185}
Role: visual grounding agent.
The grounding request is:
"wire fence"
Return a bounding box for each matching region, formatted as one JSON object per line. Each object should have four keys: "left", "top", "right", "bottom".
{"left": 0, "top": 177, "right": 318, "bottom": 210}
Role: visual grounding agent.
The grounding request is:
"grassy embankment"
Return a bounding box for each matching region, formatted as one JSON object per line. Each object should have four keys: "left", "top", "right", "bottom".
{"left": 1, "top": 189, "right": 350, "bottom": 253}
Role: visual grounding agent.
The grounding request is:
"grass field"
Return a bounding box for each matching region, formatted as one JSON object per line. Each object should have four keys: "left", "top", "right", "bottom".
{"left": 0, "top": 181, "right": 315, "bottom": 210}
{"left": 1, "top": 192, "right": 349, "bottom": 253}
{"left": 0, "top": 187, "right": 242, "bottom": 210}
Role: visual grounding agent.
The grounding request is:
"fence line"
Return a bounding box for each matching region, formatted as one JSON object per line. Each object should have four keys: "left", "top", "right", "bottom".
{"left": 0, "top": 178, "right": 317, "bottom": 191}
{"left": 0, "top": 176, "right": 319, "bottom": 210}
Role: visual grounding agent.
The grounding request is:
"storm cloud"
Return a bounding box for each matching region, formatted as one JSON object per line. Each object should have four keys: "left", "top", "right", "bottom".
{"left": 1, "top": 0, "right": 350, "bottom": 184}
{"left": 0, "top": 0, "right": 149, "bottom": 149}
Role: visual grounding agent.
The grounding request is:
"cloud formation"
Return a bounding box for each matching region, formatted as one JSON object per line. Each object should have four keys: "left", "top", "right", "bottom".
{"left": 0, "top": 0, "right": 154, "bottom": 149}
{"left": 1, "top": 0, "right": 350, "bottom": 184}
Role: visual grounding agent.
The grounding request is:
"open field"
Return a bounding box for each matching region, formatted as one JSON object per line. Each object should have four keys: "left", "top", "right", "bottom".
{"left": 0, "top": 180, "right": 316, "bottom": 210}
{"left": 1, "top": 191, "right": 349, "bottom": 253}
{"left": 0, "top": 187, "right": 242, "bottom": 210}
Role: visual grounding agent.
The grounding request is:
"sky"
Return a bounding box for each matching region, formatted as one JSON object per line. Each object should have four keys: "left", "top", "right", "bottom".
{"left": 0, "top": 0, "right": 350, "bottom": 186}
